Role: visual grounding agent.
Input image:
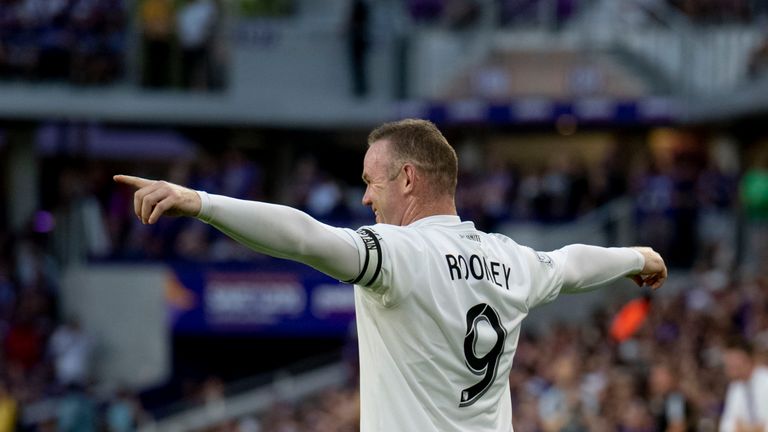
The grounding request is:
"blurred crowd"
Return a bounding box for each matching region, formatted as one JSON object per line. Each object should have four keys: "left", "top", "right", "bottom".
{"left": 455, "top": 149, "right": 618, "bottom": 229}
{"left": 0, "top": 224, "right": 151, "bottom": 430}
{"left": 406, "top": 0, "right": 580, "bottom": 28}
{"left": 196, "top": 267, "right": 768, "bottom": 431}
{"left": 0, "top": 0, "right": 126, "bottom": 85}
{"left": 406, "top": 0, "right": 768, "bottom": 28}
{"left": 506, "top": 267, "right": 764, "bottom": 432}
{"left": 667, "top": 0, "right": 767, "bottom": 23}
{"left": 0, "top": 0, "right": 224, "bottom": 90}
{"left": 139, "top": 0, "right": 223, "bottom": 91}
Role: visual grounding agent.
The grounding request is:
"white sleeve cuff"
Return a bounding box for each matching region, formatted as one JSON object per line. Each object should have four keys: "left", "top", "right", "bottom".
{"left": 196, "top": 190, "right": 212, "bottom": 223}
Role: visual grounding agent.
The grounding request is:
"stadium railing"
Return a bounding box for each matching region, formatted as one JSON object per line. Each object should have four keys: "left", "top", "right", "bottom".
{"left": 138, "top": 360, "right": 349, "bottom": 432}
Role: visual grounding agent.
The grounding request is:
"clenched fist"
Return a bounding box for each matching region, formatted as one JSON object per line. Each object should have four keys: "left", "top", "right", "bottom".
{"left": 629, "top": 246, "right": 667, "bottom": 290}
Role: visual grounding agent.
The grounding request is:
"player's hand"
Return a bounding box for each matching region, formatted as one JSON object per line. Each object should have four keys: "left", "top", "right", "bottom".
{"left": 113, "top": 175, "right": 202, "bottom": 224}
{"left": 628, "top": 247, "right": 667, "bottom": 290}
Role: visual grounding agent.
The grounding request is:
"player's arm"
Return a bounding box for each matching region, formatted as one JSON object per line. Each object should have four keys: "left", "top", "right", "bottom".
{"left": 557, "top": 244, "right": 666, "bottom": 293}
{"left": 113, "top": 175, "right": 360, "bottom": 281}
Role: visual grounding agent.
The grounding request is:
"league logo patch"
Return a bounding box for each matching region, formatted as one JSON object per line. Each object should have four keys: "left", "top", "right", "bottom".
{"left": 536, "top": 252, "right": 553, "bottom": 267}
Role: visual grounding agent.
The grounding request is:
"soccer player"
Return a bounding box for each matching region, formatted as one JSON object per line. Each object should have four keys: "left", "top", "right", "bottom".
{"left": 114, "top": 119, "right": 667, "bottom": 431}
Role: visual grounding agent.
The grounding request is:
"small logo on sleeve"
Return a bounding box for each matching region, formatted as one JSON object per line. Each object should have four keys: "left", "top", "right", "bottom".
{"left": 536, "top": 252, "right": 553, "bottom": 267}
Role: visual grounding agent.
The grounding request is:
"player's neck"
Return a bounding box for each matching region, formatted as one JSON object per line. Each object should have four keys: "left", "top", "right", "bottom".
{"left": 400, "top": 196, "right": 457, "bottom": 226}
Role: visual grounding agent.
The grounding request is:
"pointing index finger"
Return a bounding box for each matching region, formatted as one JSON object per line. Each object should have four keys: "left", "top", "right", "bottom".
{"left": 113, "top": 174, "right": 154, "bottom": 189}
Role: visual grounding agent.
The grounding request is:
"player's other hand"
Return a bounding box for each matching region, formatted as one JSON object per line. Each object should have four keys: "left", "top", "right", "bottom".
{"left": 113, "top": 175, "right": 202, "bottom": 224}
{"left": 628, "top": 247, "right": 667, "bottom": 290}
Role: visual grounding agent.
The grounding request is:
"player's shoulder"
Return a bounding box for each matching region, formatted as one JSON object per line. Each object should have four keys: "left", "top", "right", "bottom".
{"left": 349, "top": 223, "right": 407, "bottom": 248}
{"left": 354, "top": 223, "right": 399, "bottom": 238}
{"left": 483, "top": 231, "right": 530, "bottom": 253}
{"left": 486, "top": 231, "right": 518, "bottom": 245}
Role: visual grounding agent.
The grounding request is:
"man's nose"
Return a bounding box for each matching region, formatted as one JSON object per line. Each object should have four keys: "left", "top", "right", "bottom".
{"left": 362, "top": 187, "right": 371, "bottom": 206}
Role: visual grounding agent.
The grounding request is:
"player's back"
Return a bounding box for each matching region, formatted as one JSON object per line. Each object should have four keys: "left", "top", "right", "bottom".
{"left": 351, "top": 215, "right": 563, "bottom": 431}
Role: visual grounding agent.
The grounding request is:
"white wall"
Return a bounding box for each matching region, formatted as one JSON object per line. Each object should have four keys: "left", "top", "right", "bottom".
{"left": 61, "top": 265, "right": 170, "bottom": 391}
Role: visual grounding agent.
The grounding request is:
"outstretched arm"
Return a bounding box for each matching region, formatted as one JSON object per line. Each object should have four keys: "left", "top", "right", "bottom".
{"left": 113, "top": 175, "right": 360, "bottom": 281}
{"left": 558, "top": 244, "right": 666, "bottom": 293}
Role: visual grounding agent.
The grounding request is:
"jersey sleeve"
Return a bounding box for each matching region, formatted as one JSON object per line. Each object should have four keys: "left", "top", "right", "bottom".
{"left": 342, "top": 224, "right": 415, "bottom": 307}
{"left": 342, "top": 227, "right": 384, "bottom": 289}
{"left": 520, "top": 244, "right": 645, "bottom": 308}
{"left": 520, "top": 246, "right": 567, "bottom": 308}
{"left": 197, "top": 192, "right": 361, "bottom": 281}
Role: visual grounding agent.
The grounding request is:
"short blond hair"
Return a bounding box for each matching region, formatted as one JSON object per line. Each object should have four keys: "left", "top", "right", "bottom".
{"left": 368, "top": 119, "right": 458, "bottom": 196}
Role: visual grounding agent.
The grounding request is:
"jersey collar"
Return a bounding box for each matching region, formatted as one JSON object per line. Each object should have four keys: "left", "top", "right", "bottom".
{"left": 407, "top": 215, "right": 462, "bottom": 227}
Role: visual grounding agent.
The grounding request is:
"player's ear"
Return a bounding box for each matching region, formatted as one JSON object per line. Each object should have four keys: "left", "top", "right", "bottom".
{"left": 402, "top": 163, "right": 416, "bottom": 193}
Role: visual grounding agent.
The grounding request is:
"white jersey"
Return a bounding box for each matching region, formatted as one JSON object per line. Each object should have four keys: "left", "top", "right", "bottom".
{"left": 343, "top": 215, "right": 568, "bottom": 432}
{"left": 196, "top": 193, "right": 642, "bottom": 431}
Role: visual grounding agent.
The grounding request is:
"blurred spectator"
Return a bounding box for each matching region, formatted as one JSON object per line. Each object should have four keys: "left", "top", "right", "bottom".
{"left": 747, "top": 35, "right": 768, "bottom": 79}
{"left": 647, "top": 363, "right": 694, "bottom": 431}
{"left": 719, "top": 337, "right": 768, "bottom": 431}
{"left": 0, "top": 258, "right": 17, "bottom": 326}
{"left": 176, "top": 0, "right": 218, "bottom": 90}
{"left": 538, "top": 353, "right": 589, "bottom": 432}
{"left": 284, "top": 156, "right": 314, "bottom": 205}
{"left": 105, "top": 389, "right": 148, "bottom": 432}
{"left": 669, "top": 0, "right": 752, "bottom": 23}
{"left": 140, "top": 0, "right": 175, "bottom": 88}
{"left": 478, "top": 158, "right": 516, "bottom": 228}
{"left": 0, "top": 380, "right": 17, "bottom": 432}
{"left": 443, "top": 0, "right": 481, "bottom": 29}
{"left": 618, "top": 398, "right": 655, "bottom": 432}
{"left": 696, "top": 157, "right": 737, "bottom": 269}
{"left": 306, "top": 175, "right": 348, "bottom": 220}
{"left": 543, "top": 154, "right": 589, "bottom": 221}
{"left": 57, "top": 386, "right": 97, "bottom": 432}
{"left": 740, "top": 155, "right": 768, "bottom": 274}
{"left": 220, "top": 148, "right": 263, "bottom": 200}
{"left": 105, "top": 394, "right": 134, "bottom": 432}
{"left": 591, "top": 141, "right": 628, "bottom": 206}
{"left": 33, "top": 0, "right": 73, "bottom": 81}
{"left": 175, "top": 223, "right": 212, "bottom": 260}
{"left": 633, "top": 159, "right": 675, "bottom": 263}
{"left": 48, "top": 319, "right": 93, "bottom": 388}
{"left": 4, "top": 293, "right": 47, "bottom": 374}
{"left": 53, "top": 168, "right": 112, "bottom": 266}
{"left": 69, "top": 0, "right": 126, "bottom": 85}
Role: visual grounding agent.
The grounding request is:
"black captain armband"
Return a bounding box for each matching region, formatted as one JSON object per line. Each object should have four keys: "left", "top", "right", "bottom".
{"left": 345, "top": 228, "right": 382, "bottom": 287}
